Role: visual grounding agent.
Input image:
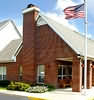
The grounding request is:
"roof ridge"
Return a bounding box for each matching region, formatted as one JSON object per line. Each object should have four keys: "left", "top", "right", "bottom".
{"left": 40, "top": 13, "right": 94, "bottom": 43}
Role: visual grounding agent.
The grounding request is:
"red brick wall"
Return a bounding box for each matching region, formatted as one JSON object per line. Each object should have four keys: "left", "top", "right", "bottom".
{"left": 0, "top": 10, "right": 77, "bottom": 87}
{"left": 92, "top": 68, "right": 94, "bottom": 85}
{"left": 35, "top": 25, "right": 75, "bottom": 64}
{"left": 22, "top": 10, "right": 38, "bottom": 83}
{"left": 35, "top": 25, "right": 76, "bottom": 86}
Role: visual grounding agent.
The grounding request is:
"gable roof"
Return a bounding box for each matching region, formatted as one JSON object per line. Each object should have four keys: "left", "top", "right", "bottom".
{"left": 37, "top": 13, "right": 94, "bottom": 59}
{"left": 0, "top": 19, "right": 22, "bottom": 51}
{"left": 0, "top": 39, "right": 22, "bottom": 63}
{"left": 0, "top": 19, "right": 22, "bottom": 63}
{"left": 0, "top": 20, "right": 21, "bottom": 37}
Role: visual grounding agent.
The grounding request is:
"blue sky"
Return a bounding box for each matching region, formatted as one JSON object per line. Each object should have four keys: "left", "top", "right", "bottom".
{"left": 0, "top": 0, "right": 94, "bottom": 39}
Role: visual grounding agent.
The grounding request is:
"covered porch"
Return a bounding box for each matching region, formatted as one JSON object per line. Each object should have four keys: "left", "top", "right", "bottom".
{"left": 56, "top": 56, "right": 93, "bottom": 92}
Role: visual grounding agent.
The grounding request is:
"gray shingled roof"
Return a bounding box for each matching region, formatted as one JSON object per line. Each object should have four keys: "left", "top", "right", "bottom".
{"left": 39, "top": 14, "right": 94, "bottom": 58}
{"left": 0, "top": 13, "right": 94, "bottom": 63}
{"left": 0, "top": 20, "right": 21, "bottom": 37}
{"left": 0, "top": 39, "right": 22, "bottom": 63}
{"left": 0, "top": 19, "right": 22, "bottom": 63}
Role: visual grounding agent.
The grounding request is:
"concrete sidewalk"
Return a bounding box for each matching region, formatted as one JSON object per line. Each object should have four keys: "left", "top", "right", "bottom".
{"left": 0, "top": 88, "right": 94, "bottom": 100}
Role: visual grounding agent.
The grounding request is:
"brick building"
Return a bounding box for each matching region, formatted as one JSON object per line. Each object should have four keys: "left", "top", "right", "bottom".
{"left": 0, "top": 4, "right": 94, "bottom": 92}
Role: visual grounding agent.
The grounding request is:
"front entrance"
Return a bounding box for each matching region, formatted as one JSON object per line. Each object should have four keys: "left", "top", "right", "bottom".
{"left": 58, "top": 64, "right": 72, "bottom": 88}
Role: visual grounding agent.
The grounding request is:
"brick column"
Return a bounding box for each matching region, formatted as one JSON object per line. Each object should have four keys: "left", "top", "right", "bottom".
{"left": 87, "top": 60, "right": 92, "bottom": 89}
{"left": 45, "top": 62, "right": 58, "bottom": 87}
{"left": 92, "top": 67, "right": 94, "bottom": 86}
{"left": 72, "top": 56, "right": 82, "bottom": 92}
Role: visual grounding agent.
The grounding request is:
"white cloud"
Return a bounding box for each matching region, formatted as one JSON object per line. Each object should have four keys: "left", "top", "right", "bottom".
{"left": 45, "top": 0, "right": 78, "bottom": 31}
{"left": 44, "top": 0, "right": 94, "bottom": 39}
{"left": 56, "top": 0, "right": 76, "bottom": 10}
{"left": 46, "top": 12, "right": 78, "bottom": 31}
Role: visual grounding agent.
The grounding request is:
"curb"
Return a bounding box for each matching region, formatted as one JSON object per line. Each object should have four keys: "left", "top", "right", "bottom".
{"left": 28, "top": 96, "right": 47, "bottom": 100}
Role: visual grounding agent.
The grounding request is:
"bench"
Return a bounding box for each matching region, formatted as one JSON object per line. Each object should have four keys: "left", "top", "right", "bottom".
{"left": 59, "top": 79, "right": 72, "bottom": 88}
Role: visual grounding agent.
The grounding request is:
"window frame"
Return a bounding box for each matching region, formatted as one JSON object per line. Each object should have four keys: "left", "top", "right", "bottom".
{"left": 0, "top": 66, "right": 6, "bottom": 80}
{"left": 37, "top": 64, "right": 45, "bottom": 84}
{"left": 58, "top": 65, "right": 72, "bottom": 80}
{"left": 19, "top": 65, "right": 23, "bottom": 81}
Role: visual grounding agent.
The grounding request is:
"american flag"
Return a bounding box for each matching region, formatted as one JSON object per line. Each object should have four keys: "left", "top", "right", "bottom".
{"left": 64, "top": 4, "right": 84, "bottom": 19}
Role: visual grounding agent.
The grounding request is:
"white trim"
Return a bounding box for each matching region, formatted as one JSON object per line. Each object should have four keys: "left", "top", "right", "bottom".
{"left": 13, "top": 40, "right": 22, "bottom": 57}
{"left": 0, "top": 60, "right": 16, "bottom": 63}
{"left": 37, "top": 65, "right": 45, "bottom": 83}
{"left": 56, "top": 57, "right": 73, "bottom": 62}
{"left": 22, "top": 7, "right": 40, "bottom": 14}
{"left": 58, "top": 65, "right": 72, "bottom": 80}
{"left": 37, "top": 16, "right": 47, "bottom": 26}
{"left": 11, "top": 56, "right": 16, "bottom": 62}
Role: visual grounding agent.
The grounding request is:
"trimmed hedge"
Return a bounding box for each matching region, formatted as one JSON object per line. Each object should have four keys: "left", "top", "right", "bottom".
{"left": 46, "top": 84, "right": 56, "bottom": 91}
{"left": 7, "top": 81, "right": 30, "bottom": 91}
{"left": 0, "top": 80, "right": 10, "bottom": 87}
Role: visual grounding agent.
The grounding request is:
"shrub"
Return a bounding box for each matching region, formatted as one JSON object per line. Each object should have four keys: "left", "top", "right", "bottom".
{"left": 7, "top": 81, "right": 30, "bottom": 91}
{"left": 26, "top": 86, "right": 48, "bottom": 93}
{"left": 0, "top": 80, "right": 10, "bottom": 87}
{"left": 46, "top": 84, "right": 55, "bottom": 91}
{"left": 31, "top": 84, "right": 55, "bottom": 92}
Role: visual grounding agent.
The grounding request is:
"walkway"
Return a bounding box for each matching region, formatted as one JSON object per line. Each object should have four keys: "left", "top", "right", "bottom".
{"left": 0, "top": 87, "right": 94, "bottom": 100}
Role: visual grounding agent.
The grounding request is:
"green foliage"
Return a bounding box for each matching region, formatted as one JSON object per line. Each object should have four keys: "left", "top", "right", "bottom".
{"left": 0, "top": 80, "right": 10, "bottom": 87}
{"left": 45, "top": 84, "right": 56, "bottom": 91}
{"left": 31, "top": 84, "right": 56, "bottom": 92}
{"left": 7, "top": 81, "right": 30, "bottom": 91}
{"left": 26, "top": 86, "right": 48, "bottom": 93}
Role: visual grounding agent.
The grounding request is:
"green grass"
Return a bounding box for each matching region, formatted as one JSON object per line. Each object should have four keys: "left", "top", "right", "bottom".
{"left": 88, "top": 97, "right": 94, "bottom": 100}
{"left": 0, "top": 86, "right": 7, "bottom": 90}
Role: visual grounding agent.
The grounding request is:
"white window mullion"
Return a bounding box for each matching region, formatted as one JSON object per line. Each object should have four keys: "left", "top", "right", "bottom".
{"left": 2, "top": 67, "right": 3, "bottom": 80}
{"left": 61, "top": 67, "right": 63, "bottom": 80}
{"left": 0, "top": 67, "right": 6, "bottom": 80}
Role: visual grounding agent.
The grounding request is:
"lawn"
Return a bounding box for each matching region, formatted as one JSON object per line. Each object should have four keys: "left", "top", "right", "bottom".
{"left": 88, "top": 97, "right": 94, "bottom": 100}
{"left": 0, "top": 86, "right": 7, "bottom": 90}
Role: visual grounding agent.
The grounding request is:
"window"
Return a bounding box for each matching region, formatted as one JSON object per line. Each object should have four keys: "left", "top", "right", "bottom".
{"left": 58, "top": 65, "right": 72, "bottom": 80}
{"left": 19, "top": 65, "right": 23, "bottom": 81}
{"left": 0, "top": 67, "right": 6, "bottom": 80}
{"left": 37, "top": 65, "right": 45, "bottom": 83}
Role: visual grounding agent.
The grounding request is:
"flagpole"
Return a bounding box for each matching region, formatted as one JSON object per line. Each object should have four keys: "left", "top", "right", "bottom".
{"left": 84, "top": 0, "right": 88, "bottom": 92}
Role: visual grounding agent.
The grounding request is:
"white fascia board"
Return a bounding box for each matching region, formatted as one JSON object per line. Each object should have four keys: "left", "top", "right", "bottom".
{"left": 39, "top": 13, "right": 80, "bottom": 55}
{"left": 22, "top": 7, "right": 40, "bottom": 14}
{"left": 37, "top": 16, "right": 47, "bottom": 26}
{"left": 0, "top": 60, "right": 16, "bottom": 63}
{"left": 12, "top": 40, "right": 22, "bottom": 59}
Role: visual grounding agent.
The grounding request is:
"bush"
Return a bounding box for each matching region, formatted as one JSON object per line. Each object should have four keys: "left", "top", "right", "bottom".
{"left": 46, "top": 84, "right": 55, "bottom": 91}
{"left": 26, "top": 86, "right": 48, "bottom": 93}
{"left": 0, "top": 80, "right": 10, "bottom": 87}
{"left": 7, "top": 81, "right": 30, "bottom": 91}
{"left": 31, "top": 84, "right": 55, "bottom": 92}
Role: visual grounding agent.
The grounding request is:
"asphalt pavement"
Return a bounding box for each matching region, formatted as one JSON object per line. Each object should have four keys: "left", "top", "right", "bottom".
{"left": 0, "top": 93, "right": 28, "bottom": 100}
